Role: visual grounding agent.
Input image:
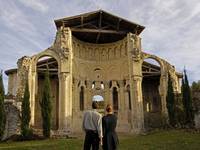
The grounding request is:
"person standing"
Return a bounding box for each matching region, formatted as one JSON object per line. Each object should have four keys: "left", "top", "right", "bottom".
{"left": 82, "top": 101, "right": 103, "bottom": 150}
{"left": 102, "top": 104, "right": 119, "bottom": 150}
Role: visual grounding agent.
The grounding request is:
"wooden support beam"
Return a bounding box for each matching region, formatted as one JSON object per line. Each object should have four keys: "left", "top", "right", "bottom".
{"left": 71, "top": 28, "right": 127, "bottom": 34}
{"left": 73, "top": 21, "right": 97, "bottom": 28}
{"left": 37, "top": 68, "right": 58, "bottom": 71}
{"left": 117, "top": 19, "right": 121, "bottom": 30}
{"left": 37, "top": 61, "right": 57, "bottom": 68}
{"left": 95, "top": 11, "right": 103, "bottom": 43}
{"left": 96, "top": 32, "right": 101, "bottom": 43}
{"left": 142, "top": 71, "right": 161, "bottom": 75}
{"left": 81, "top": 16, "right": 84, "bottom": 28}
{"left": 99, "top": 11, "right": 102, "bottom": 28}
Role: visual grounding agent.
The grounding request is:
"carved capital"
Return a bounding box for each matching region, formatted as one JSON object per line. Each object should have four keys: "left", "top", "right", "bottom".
{"left": 59, "top": 72, "right": 69, "bottom": 81}
{"left": 129, "top": 34, "right": 141, "bottom": 62}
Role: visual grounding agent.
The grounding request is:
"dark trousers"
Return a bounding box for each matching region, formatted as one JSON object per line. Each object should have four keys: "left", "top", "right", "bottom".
{"left": 84, "top": 130, "right": 100, "bottom": 150}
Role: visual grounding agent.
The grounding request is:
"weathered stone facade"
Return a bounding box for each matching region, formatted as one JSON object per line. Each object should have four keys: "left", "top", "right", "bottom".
{"left": 2, "top": 100, "right": 20, "bottom": 140}
{"left": 5, "top": 10, "right": 182, "bottom": 135}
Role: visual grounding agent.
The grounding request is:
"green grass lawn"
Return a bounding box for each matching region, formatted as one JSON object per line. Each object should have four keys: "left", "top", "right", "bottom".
{"left": 0, "top": 130, "right": 200, "bottom": 150}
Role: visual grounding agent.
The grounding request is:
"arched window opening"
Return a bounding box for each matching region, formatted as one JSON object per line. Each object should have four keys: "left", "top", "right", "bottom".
{"left": 36, "top": 55, "right": 59, "bottom": 130}
{"left": 112, "top": 87, "right": 118, "bottom": 110}
{"left": 92, "top": 95, "right": 104, "bottom": 109}
{"left": 80, "top": 86, "right": 84, "bottom": 111}
{"left": 142, "top": 57, "right": 162, "bottom": 128}
{"left": 146, "top": 102, "right": 150, "bottom": 112}
{"left": 92, "top": 81, "right": 95, "bottom": 89}
{"left": 101, "top": 81, "right": 104, "bottom": 89}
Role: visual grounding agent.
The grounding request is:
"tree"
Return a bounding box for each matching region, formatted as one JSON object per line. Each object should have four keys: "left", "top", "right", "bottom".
{"left": 40, "top": 70, "right": 52, "bottom": 138}
{"left": 166, "top": 74, "right": 176, "bottom": 126}
{"left": 21, "top": 80, "right": 31, "bottom": 138}
{"left": 0, "top": 71, "right": 6, "bottom": 139}
{"left": 182, "top": 69, "right": 194, "bottom": 126}
{"left": 191, "top": 81, "right": 200, "bottom": 113}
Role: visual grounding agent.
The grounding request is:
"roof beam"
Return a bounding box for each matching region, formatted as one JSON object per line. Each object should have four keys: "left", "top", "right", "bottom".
{"left": 81, "top": 16, "right": 84, "bottom": 28}
{"left": 96, "top": 12, "right": 102, "bottom": 43}
{"left": 96, "top": 32, "right": 101, "bottom": 43}
{"left": 71, "top": 28, "right": 127, "bottom": 34}
{"left": 73, "top": 21, "right": 97, "bottom": 28}
{"left": 117, "top": 19, "right": 121, "bottom": 30}
{"left": 37, "top": 61, "right": 57, "bottom": 68}
{"left": 37, "top": 68, "right": 58, "bottom": 71}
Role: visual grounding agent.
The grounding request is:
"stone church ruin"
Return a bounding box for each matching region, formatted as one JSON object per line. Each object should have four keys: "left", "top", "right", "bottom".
{"left": 5, "top": 10, "right": 182, "bottom": 136}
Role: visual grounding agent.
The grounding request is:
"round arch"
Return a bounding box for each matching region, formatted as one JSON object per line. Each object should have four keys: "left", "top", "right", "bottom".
{"left": 142, "top": 54, "right": 163, "bottom": 129}
{"left": 32, "top": 49, "right": 61, "bottom": 73}
{"left": 34, "top": 51, "right": 60, "bottom": 130}
{"left": 141, "top": 54, "right": 165, "bottom": 76}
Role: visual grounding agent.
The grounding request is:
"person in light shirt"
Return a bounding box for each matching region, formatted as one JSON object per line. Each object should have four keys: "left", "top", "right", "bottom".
{"left": 82, "top": 101, "right": 103, "bottom": 150}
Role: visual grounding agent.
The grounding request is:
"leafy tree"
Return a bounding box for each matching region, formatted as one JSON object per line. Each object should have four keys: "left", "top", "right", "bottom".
{"left": 40, "top": 70, "right": 52, "bottom": 138}
{"left": 0, "top": 71, "right": 6, "bottom": 139}
{"left": 191, "top": 81, "right": 200, "bottom": 113}
{"left": 21, "top": 80, "right": 31, "bottom": 138}
{"left": 166, "top": 74, "right": 176, "bottom": 126}
{"left": 182, "top": 69, "right": 194, "bottom": 126}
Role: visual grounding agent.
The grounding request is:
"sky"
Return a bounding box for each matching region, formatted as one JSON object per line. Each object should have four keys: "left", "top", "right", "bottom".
{"left": 0, "top": 0, "right": 200, "bottom": 92}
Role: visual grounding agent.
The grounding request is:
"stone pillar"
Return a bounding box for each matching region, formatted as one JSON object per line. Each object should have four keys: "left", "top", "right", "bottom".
{"left": 30, "top": 71, "right": 36, "bottom": 126}
{"left": 73, "top": 79, "right": 79, "bottom": 113}
{"left": 159, "top": 74, "right": 168, "bottom": 117}
{"left": 104, "top": 81, "right": 111, "bottom": 105}
{"left": 58, "top": 72, "right": 72, "bottom": 134}
{"left": 131, "top": 76, "right": 144, "bottom": 134}
{"left": 119, "top": 81, "right": 125, "bottom": 112}
{"left": 86, "top": 81, "right": 93, "bottom": 109}
{"left": 127, "top": 33, "right": 144, "bottom": 133}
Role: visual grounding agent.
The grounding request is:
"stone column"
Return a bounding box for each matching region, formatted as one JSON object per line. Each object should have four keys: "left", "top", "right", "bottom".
{"left": 30, "top": 71, "right": 36, "bottom": 126}
{"left": 58, "top": 72, "right": 72, "bottom": 134}
{"left": 73, "top": 79, "right": 79, "bottom": 113}
{"left": 130, "top": 76, "right": 144, "bottom": 134}
{"left": 86, "top": 81, "right": 93, "bottom": 109}
{"left": 159, "top": 74, "right": 168, "bottom": 117}
{"left": 104, "top": 81, "right": 111, "bottom": 105}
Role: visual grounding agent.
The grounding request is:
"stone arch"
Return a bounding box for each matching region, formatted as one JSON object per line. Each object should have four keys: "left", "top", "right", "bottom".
{"left": 141, "top": 54, "right": 163, "bottom": 128}
{"left": 141, "top": 53, "right": 165, "bottom": 76}
{"left": 32, "top": 48, "right": 61, "bottom": 73}
{"left": 34, "top": 51, "right": 60, "bottom": 130}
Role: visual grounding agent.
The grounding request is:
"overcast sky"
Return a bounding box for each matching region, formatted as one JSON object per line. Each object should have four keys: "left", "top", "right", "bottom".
{"left": 0, "top": 0, "right": 200, "bottom": 92}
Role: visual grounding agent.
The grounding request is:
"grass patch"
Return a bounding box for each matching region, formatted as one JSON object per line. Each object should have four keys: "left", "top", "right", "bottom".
{"left": 0, "top": 130, "right": 200, "bottom": 150}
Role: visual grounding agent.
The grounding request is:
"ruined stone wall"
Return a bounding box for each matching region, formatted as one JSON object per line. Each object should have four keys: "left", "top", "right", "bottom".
{"left": 7, "top": 72, "right": 18, "bottom": 96}
{"left": 2, "top": 100, "right": 20, "bottom": 140}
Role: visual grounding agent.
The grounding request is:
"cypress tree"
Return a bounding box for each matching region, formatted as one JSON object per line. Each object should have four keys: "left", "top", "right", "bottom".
{"left": 21, "top": 80, "right": 31, "bottom": 138}
{"left": 182, "top": 69, "right": 194, "bottom": 126}
{"left": 166, "top": 74, "right": 176, "bottom": 126}
{"left": 0, "top": 71, "right": 6, "bottom": 139}
{"left": 40, "top": 70, "right": 52, "bottom": 138}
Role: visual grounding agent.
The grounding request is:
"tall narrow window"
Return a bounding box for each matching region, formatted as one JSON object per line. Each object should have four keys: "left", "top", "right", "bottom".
{"left": 80, "top": 86, "right": 84, "bottom": 111}
{"left": 127, "top": 85, "right": 132, "bottom": 110}
{"left": 112, "top": 87, "right": 118, "bottom": 110}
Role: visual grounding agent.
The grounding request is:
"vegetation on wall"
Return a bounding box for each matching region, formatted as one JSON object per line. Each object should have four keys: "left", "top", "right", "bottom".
{"left": 40, "top": 70, "right": 52, "bottom": 138}
{"left": 21, "top": 80, "right": 32, "bottom": 139}
{"left": 0, "top": 71, "right": 6, "bottom": 139}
